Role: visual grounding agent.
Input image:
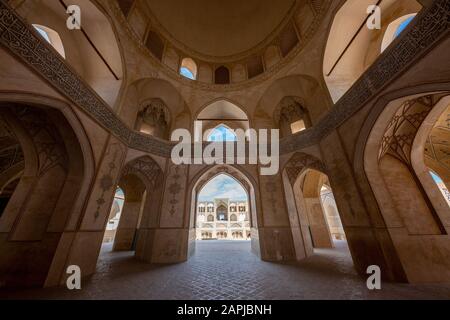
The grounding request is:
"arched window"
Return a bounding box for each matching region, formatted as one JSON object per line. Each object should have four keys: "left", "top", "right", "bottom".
{"left": 180, "top": 58, "right": 197, "bottom": 80}
{"left": 207, "top": 214, "right": 214, "bottom": 222}
{"left": 230, "top": 214, "right": 237, "bottom": 222}
{"left": 276, "top": 97, "right": 310, "bottom": 138}
{"left": 323, "top": 0, "right": 421, "bottom": 102}
{"left": 207, "top": 125, "right": 237, "bottom": 142}
{"left": 291, "top": 120, "right": 306, "bottom": 134}
{"left": 381, "top": 14, "right": 417, "bottom": 52}
{"left": 217, "top": 205, "right": 228, "bottom": 221}
{"left": 215, "top": 66, "right": 230, "bottom": 84}
{"left": 135, "top": 99, "right": 170, "bottom": 140}
{"left": 33, "top": 24, "right": 66, "bottom": 58}
{"left": 196, "top": 100, "right": 250, "bottom": 142}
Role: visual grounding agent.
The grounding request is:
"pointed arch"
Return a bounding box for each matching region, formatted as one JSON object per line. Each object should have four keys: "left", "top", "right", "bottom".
{"left": 363, "top": 92, "right": 450, "bottom": 282}
{"left": 187, "top": 164, "right": 260, "bottom": 255}
{"left": 110, "top": 155, "right": 163, "bottom": 252}
{"left": 0, "top": 94, "right": 95, "bottom": 287}
{"left": 195, "top": 99, "right": 250, "bottom": 139}
{"left": 215, "top": 66, "right": 230, "bottom": 84}
{"left": 283, "top": 152, "right": 326, "bottom": 186}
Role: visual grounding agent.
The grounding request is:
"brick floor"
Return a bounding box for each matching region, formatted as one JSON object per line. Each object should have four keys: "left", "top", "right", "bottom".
{"left": 1, "top": 240, "right": 450, "bottom": 300}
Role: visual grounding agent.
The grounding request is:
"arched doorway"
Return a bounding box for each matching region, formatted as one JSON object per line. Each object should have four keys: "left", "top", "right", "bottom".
{"left": 103, "top": 156, "right": 163, "bottom": 256}
{"left": 0, "top": 100, "right": 93, "bottom": 287}
{"left": 188, "top": 165, "right": 260, "bottom": 257}
{"left": 364, "top": 93, "right": 450, "bottom": 282}
{"left": 282, "top": 152, "right": 349, "bottom": 261}
{"left": 195, "top": 174, "right": 250, "bottom": 242}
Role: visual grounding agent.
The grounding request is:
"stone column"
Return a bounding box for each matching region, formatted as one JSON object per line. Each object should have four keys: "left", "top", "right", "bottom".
{"left": 320, "top": 131, "right": 406, "bottom": 281}
{"left": 304, "top": 197, "right": 333, "bottom": 248}
{"left": 136, "top": 162, "right": 191, "bottom": 263}
{"left": 257, "top": 172, "right": 298, "bottom": 261}
{"left": 113, "top": 201, "right": 142, "bottom": 251}
{"left": 45, "top": 136, "right": 128, "bottom": 287}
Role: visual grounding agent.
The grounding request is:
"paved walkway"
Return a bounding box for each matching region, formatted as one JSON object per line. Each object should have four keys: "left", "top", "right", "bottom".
{"left": 1, "top": 240, "right": 450, "bottom": 299}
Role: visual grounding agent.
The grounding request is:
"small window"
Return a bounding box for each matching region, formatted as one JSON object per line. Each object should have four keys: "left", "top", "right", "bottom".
{"left": 180, "top": 58, "right": 197, "bottom": 80}
{"left": 291, "top": 120, "right": 306, "bottom": 134}
{"left": 33, "top": 24, "right": 66, "bottom": 58}
{"left": 215, "top": 66, "right": 230, "bottom": 84}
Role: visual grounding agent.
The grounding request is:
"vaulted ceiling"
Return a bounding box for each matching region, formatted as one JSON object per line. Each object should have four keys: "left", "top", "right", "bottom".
{"left": 143, "top": 0, "right": 296, "bottom": 58}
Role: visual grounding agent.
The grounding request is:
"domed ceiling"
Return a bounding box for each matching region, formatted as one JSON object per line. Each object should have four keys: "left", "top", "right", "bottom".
{"left": 143, "top": 0, "right": 297, "bottom": 58}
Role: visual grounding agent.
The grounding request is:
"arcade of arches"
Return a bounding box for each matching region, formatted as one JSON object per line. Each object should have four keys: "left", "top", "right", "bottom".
{"left": 0, "top": 0, "right": 450, "bottom": 299}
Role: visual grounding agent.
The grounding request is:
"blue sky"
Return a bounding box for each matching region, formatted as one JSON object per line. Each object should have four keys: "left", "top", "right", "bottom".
{"left": 395, "top": 16, "right": 415, "bottom": 38}
{"left": 207, "top": 125, "right": 237, "bottom": 142}
{"left": 198, "top": 174, "right": 247, "bottom": 201}
{"left": 430, "top": 171, "right": 443, "bottom": 184}
{"left": 180, "top": 67, "right": 195, "bottom": 80}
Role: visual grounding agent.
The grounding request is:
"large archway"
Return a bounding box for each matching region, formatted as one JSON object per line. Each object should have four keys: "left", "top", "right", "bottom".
{"left": 188, "top": 165, "right": 261, "bottom": 258}
{"left": 282, "top": 152, "right": 349, "bottom": 261}
{"left": 103, "top": 156, "right": 164, "bottom": 257}
{"left": 195, "top": 173, "right": 251, "bottom": 241}
{"left": 364, "top": 92, "right": 450, "bottom": 282}
{"left": 0, "top": 99, "right": 94, "bottom": 287}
